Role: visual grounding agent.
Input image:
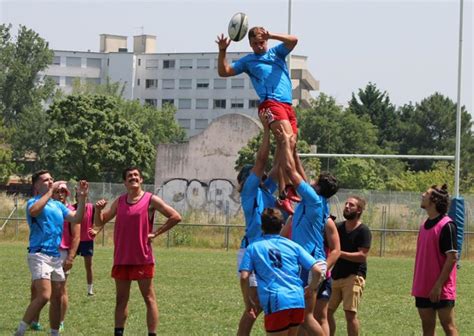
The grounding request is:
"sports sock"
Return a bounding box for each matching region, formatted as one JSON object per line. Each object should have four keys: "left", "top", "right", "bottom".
{"left": 114, "top": 327, "right": 125, "bottom": 335}
{"left": 50, "top": 329, "right": 60, "bottom": 336}
{"left": 15, "top": 321, "right": 28, "bottom": 336}
{"left": 87, "top": 284, "right": 94, "bottom": 294}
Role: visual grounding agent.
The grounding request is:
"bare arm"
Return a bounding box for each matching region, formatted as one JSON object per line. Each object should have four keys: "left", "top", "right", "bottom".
{"left": 429, "top": 251, "right": 457, "bottom": 302}
{"left": 65, "top": 180, "right": 89, "bottom": 224}
{"left": 29, "top": 180, "right": 66, "bottom": 217}
{"left": 90, "top": 198, "right": 118, "bottom": 237}
{"left": 308, "top": 263, "right": 323, "bottom": 291}
{"left": 149, "top": 195, "right": 182, "bottom": 239}
{"left": 63, "top": 221, "right": 81, "bottom": 271}
{"left": 339, "top": 247, "right": 370, "bottom": 263}
{"left": 216, "top": 34, "right": 235, "bottom": 77}
{"left": 270, "top": 32, "right": 297, "bottom": 51}
{"left": 280, "top": 215, "right": 292, "bottom": 239}
{"left": 325, "top": 218, "right": 341, "bottom": 271}
{"left": 260, "top": 29, "right": 298, "bottom": 52}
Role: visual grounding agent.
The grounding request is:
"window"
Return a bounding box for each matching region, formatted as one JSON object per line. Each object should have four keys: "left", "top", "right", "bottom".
{"left": 137, "top": 78, "right": 140, "bottom": 86}
{"left": 65, "top": 76, "right": 80, "bottom": 86}
{"left": 66, "top": 57, "right": 81, "bottom": 67}
{"left": 145, "top": 79, "right": 158, "bottom": 89}
{"left": 146, "top": 59, "right": 159, "bottom": 68}
{"left": 213, "top": 78, "right": 226, "bottom": 89}
{"left": 86, "top": 58, "right": 101, "bottom": 68}
{"left": 231, "top": 78, "right": 245, "bottom": 88}
{"left": 162, "top": 99, "right": 174, "bottom": 107}
{"left": 178, "top": 99, "right": 192, "bottom": 109}
{"left": 195, "top": 119, "right": 209, "bottom": 129}
{"left": 213, "top": 99, "right": 226, "bottom": 109}
{"left": 196, "top": 99, "right": 208, "bottom": 109}
{"left": 178, "top": 119, "right": 191, "bottom": 129}
{"left": 196, "top": 79, "right": 209, "bottom": 89}
{"left": 137, "top": 59, "right": 141, "bottom": 66}
{"left": 162, "top": 79, "right": 175, "bottom": 89}
{"left": 86, "top": 78, "right": 101, "bottom": 85}
{"left": 107, "top": 58, "right": 110, "bottom": 66}
{"left": 180, "top": 59, "right": 193, "bottom": 69}
{"left": 197, "top": 59, "right": 210, "bottom": 69}
{"left": 249, "top": 99, "right": 259, "bottom": 108}
{"left": 231, "top": 99, "right": 244, "bottom": 108}
{"left": 48, "top": 76, "right": 60, "bottom": 85}
{"left": 145, "top": 99, "right": 157, "bottom": 107}
{"left": 179, "top": 79, "right": 192, "bottom": 89}
{"left": 53, "top": 56, "right": 61, "bottom": 65}
{"left": 163, "top": 59, "right": 175, "bottom": 69}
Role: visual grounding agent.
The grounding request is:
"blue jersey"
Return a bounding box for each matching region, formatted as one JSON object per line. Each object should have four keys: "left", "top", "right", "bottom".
{"left": 240, "top": 234, "right": 317, "bottom": 314}
{"left": 26, "top": 195, "right": 71, "bottom": 257}
{"left": 240, "top": 173, "right": 277, "bottom": 248}
{"left": 232, "top": 43, "right": 292, "bottom": 104}
{"left": 291, "top": 181, "right": 328, "bottom": 262}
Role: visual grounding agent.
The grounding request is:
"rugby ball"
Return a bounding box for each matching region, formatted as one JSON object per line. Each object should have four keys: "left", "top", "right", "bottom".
{"left": 228, "top": 12, "right": 249, "bottom": 42}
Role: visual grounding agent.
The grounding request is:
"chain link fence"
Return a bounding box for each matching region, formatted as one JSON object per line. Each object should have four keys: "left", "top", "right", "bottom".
{"left": 1, "top": 184, "right": 472, "bottom": 258}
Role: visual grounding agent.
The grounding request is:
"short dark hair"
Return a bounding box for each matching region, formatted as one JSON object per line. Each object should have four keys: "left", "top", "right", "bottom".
{"left": 122, "top": 166, "right": 143, "bottom": 180}
{"left": 32, "top": 170, "right": 50, "bottom": 185}
{"left": 316, "top": 172, "right": 339, "bottom": 199}
{"left": 261, "top": 208, "right": 284, "bottom": 234}
{"left": 248, "top": 26, "right": 263, "bottom": 40}
{"left": 430, "top": 184, "right": 450, "bottom": 214}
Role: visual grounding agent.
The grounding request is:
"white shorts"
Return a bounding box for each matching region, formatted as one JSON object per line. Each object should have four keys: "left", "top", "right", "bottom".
{"left": 28, "top": 252, "right": 65, "bottom": 282}
{"left": 308, "top": 261, "right": 327, "bottom": 287}
{"left": 59, "top": 249, "right": 70, "bottom": 275}
{"left": 237, "top": 248, "right": 257, "bottom": 287}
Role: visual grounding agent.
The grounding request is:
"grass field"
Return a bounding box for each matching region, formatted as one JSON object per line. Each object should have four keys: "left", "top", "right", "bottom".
{"left": 1, "top": 242, "right": 473, "bottom": 336}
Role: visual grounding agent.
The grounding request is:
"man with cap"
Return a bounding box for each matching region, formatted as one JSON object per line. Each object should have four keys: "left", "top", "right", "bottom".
{"left": 237, "top": 113, "right": 278, "bottom": 335}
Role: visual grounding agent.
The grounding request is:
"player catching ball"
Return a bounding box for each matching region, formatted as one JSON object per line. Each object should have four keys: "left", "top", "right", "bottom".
{"left": 216, "top": 26, "right": 303, "bottom": 215}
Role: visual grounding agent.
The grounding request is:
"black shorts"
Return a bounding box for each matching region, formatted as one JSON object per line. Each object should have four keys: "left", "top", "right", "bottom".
{"left": 415, "top": 297, "right": 455, "bottom": 310}
{"left": 317, "top": 277, "right": 332, "bottom": 300}
{"left": 77, "top": 241, "right": 94, "bottom": 257}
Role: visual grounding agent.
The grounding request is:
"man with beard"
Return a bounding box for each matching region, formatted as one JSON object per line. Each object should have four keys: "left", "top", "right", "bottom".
{"left": 328, "top": 196, "right": 371, "bottom": 336}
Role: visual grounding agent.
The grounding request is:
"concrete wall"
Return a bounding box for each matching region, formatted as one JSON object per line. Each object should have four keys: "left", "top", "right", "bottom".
{"left": 155, "top": 113, "right": 261, "bottom": 188}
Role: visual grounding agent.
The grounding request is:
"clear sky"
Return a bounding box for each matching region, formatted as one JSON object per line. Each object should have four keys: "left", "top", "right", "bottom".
{"left": 1, "top": 0, "right": 473, "bottom": 115}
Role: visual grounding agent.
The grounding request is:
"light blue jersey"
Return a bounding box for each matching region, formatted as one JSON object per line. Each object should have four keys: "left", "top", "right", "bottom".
{"left": 27, "top": 196, "right": 71, "bottom": 257}
{"left": 291, "top": 181, "right": 328, "bottom": 262}
{"left": 240, "top": 173, "right": 277, "bottom": 248}
{"left": 232, "top": 43, "right": 292, "bottom": 104}
{"left": 240, "top": 234, "right": 317, "bottom": 315}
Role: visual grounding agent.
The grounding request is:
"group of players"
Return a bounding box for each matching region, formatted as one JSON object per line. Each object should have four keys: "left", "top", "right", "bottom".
{"left": 13, "top": 26, "right": 458, "bottom": 336}
{"left": 217, "top": 26, "right": 459, "bottom": 336}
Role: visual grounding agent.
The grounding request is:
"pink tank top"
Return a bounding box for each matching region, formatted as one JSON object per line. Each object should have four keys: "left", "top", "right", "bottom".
{"left": 79, "top": 203, "right": 94, "bottom": 241}
{"left": 412, "top": 215, "right": 456, "bottom": 300}
{"left": 60, "top": 204, "right": 75, "bottom": 250}
{"left": 113, "top": 192, "right": 155, "bottom": 265}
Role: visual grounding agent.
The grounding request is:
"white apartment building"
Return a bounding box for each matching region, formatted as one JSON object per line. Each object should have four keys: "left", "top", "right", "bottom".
{"left": 45, "top": 34, "right": 319, "bottom": 137}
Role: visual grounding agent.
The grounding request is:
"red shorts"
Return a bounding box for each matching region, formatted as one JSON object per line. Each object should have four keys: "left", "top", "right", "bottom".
{"left": 264, "top": 308, "right": 305, "bottom": 333}
{"left": 258, "top": 100, "right": 298, "bottom": 135}
{"left": 111, "top": 264, "right": 154, "bottom": 280}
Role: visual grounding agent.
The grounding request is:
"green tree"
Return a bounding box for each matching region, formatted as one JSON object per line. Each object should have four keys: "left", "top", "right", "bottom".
{"left": 42, "top": 94, "right": 155, "bottom": 182}
{"left": 119, "top": 100, "right": 185, "bottom": 146}
{"left": 398, "top": 93, "right": 474, "bottom": 182}
{"left": 0, "top": 24, "right": 55, "bottom": 125}
{"left": 348, "top": 82, "right": 400, "bottom": 149}
{"left": 0, "top": 120, "right": 16, "bottom": 183}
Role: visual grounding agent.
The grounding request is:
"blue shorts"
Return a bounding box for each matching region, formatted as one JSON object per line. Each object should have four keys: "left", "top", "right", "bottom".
{"left": 77, "top": 241, "right": 94, "bottom": 257}
{"left": 317, "top": 277, "right": 332, "bottom": 300}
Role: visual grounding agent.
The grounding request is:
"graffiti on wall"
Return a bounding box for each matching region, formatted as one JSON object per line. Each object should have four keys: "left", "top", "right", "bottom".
{"left": 156, "top": 178, "right": 242, "bottom": 216}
